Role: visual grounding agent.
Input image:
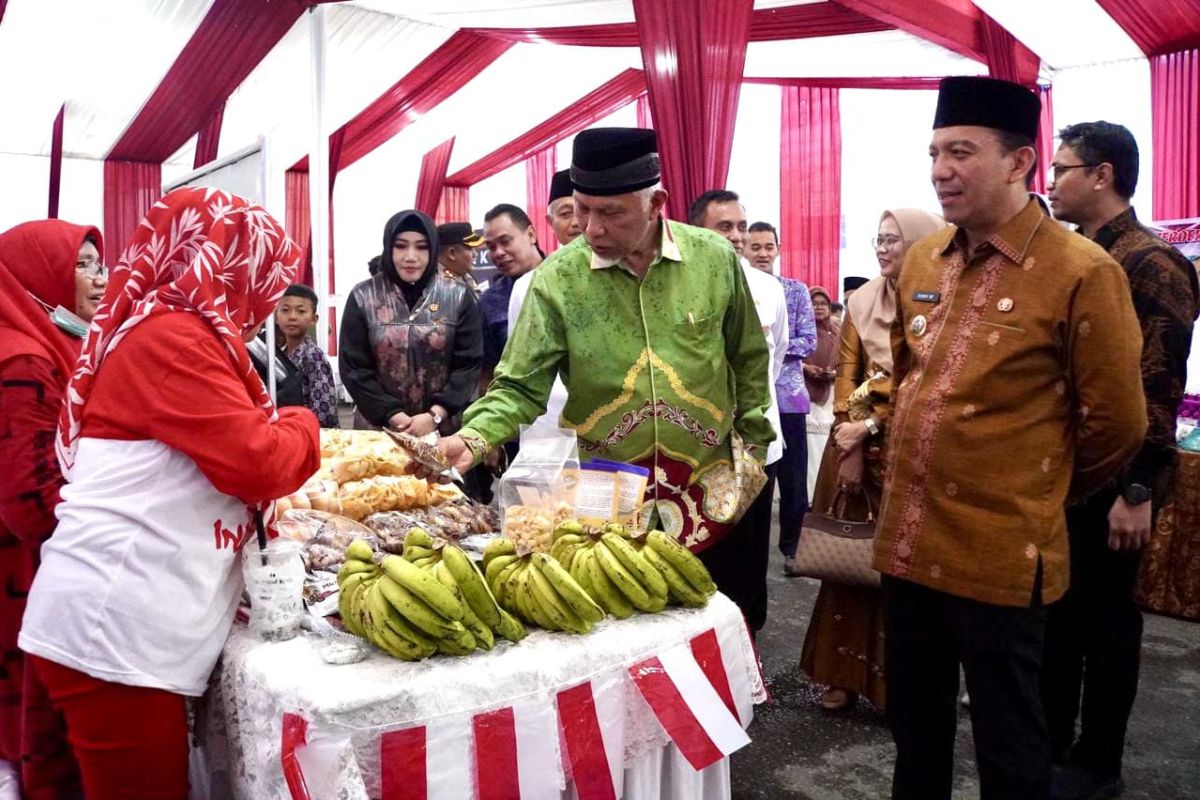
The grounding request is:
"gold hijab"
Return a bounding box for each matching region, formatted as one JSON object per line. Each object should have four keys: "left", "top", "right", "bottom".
{"left": 846, "top": 208, "right": 946, "bottom": 373}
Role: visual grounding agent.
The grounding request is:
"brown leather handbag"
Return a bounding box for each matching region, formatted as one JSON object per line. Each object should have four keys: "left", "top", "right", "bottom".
{"left": 792, "top": 490, "right": 881, "bottom": 588}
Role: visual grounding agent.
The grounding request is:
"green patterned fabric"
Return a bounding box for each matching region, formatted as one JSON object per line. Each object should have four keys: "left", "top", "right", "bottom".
{"left": 461, "top": 220, "right": 773, "bottom": 549}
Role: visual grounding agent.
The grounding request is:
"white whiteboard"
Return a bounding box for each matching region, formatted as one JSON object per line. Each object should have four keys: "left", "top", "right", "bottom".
{"left": 163, "top": 139, "right": 267, "bottom": 207}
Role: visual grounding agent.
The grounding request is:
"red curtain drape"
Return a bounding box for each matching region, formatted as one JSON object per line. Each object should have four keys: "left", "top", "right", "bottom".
{"left": 982, "top": 14, "right": 1040, "bottom": 87}
{"left": 1031, "top": 86, "right": 1055, "bottom": 196}
{"left": 1096, "top": 0, "right": 1200, "bottom": 56}
{"left": 437, "top": 186, "right": 470, "bottom": 226}
{"left": 1151, "top": 49, "right": 1200, "bottom": 220}
{"left": 102, "top": 161, "right": 162, "bottom": 265}
{"left": 466, "top": 3, "right": 889, "bottom": 46}
{"left": 48, "top": 104, "right": 64, "bottom": 219}
{"left": 446, "top": 69, "right": 646, "bottom": 186}
{"left": 636, "top": 93, "right": 652, "bottom": 129}
{"left": 780, "top": 86, "right": 841, "bottom": 292}
{"left": 194, "top": 101, "right": 225, "bottom": 168}
{"left": 633, "top": 0, "right": 754, "bottom": 221}
{"left": 415, "top": 137, "right": 456, "bottom": 219}
{"left": 108, "top": 0, "right": 309, "bottom": 162}
{"left": 291, "top": 32, "right": 512, "bottom": 174}
{"left": 526, "top": 146, "right": 556, "bottom": 252}
{"left": 285, "top": 169, "right": 312, "bottom": 286}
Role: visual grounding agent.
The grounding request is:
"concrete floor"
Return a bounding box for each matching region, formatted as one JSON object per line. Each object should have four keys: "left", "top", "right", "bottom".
{"left": 730, "top": 547, "right": 1200, "bottom": 799}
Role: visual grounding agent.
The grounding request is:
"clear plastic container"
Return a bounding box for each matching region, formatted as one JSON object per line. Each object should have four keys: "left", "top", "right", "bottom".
{"left": 243, "top": 538, "right": 306, "bottom": 642}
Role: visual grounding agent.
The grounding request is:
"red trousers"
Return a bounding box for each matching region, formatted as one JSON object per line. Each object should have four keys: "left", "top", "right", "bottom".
{"left": 30, "top": 656, "right": 188, "bottom": 800}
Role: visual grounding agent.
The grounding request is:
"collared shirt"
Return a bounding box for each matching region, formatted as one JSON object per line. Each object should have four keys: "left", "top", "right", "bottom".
{"left": 740, "top": 264, "right": 788, "bottom": 465}
{"left": 775, "top": 277, "right": 818, "bottom": 413}
{"left": 477, "top": 274, "right": 518, "bottom": 370}
{"left": 508, "top": 268, "right": 569, "bottom": 429}
{"left": 875, "top": 199, "right": 1147, "bottom": 607}
{"left": 460, "top": 219, "right": 775, "bottom": 550}
{"left": 1092, "top": 207, "right": 1200, "bottom": 500}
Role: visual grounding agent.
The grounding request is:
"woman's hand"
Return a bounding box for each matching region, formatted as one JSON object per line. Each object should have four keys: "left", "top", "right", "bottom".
{"left": 405, "top": 413, "right": 437, "bottom": 437}
{"left": 388, "top": 412, "right": 413, "bottom": 431}
{"left": 833, "top": 420, "right": 870, "bottom": 453}
{"left": 837, "top": 447, "right": 864, "bottom": 489}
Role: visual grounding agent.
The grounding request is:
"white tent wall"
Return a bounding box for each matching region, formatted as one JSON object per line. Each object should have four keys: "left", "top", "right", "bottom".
{"left": 0, "top": 154, "right": 103, "bottom": 235}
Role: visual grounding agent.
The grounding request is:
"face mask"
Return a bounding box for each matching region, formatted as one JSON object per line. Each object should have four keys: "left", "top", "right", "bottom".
{"left": 50, "top": 305, "right": 89, "bottom": 339}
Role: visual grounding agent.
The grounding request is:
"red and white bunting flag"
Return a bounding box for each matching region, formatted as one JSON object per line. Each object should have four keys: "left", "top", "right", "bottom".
{"left": 629, "top": 641, "right": 751, "bottom": 771}
{"left": 381, "top": 715, "right": 473, "bottom": 800}
{"left": 555, "top": 677, "right": 625, "bottom": 800}
{"left": 691, "top": 625, "right": 756, "bottom": 727}
{"left": 281, "top": 712, "right": 311, "bottom": 800}
{"left": 470, "top": 696, "right": 562, "bottom": 800}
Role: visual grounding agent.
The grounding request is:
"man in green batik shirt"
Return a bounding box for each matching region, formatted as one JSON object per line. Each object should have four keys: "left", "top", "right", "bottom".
{"left": 436, "top": 127, "right": 774, "bottom": 555}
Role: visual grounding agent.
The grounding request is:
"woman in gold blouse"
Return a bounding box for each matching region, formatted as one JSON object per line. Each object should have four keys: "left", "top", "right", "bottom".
{"left": 800, "top": 208, "right": 945, "bottom": 711}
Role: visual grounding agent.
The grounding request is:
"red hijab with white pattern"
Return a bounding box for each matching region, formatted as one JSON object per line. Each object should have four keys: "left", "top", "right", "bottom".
{"left": 57, "top": 187, "right": 301, "bottom": 472}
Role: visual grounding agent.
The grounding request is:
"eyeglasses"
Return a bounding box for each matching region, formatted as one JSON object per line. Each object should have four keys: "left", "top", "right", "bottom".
{"left": 1047, "top": 163, "right": 1098, "bottom": 182}
{"left": 871, "top": 235, "right": 902, "bottom": 251}
{"left": 75, "top": 260, "right": 107, "bottom": 279}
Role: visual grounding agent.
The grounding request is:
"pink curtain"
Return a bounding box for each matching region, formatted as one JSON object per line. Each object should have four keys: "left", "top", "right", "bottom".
{"left": 446, "top": 69, "right": 646, "bottom": 186}
{"left": 48, "top": 104, "right": 64, "bottom": 219}
{"left": 285, "top": 169, "right": 311, "bottom": 286}
{"left": 415, "top": 137, "right": 456, "bottom": 219}
{"left": 780, "top": 86, "right": 841, "bottom": 292}
{"left": 438, "top": 186, "right": 470, "bottom": 226}
{"left": 291, "top": 32, "right": 512, "bottom": 174}
{"left": 1097, "top": 0, "right": 1200, "bottom": 56}
{"left": 1151, "top": 49, "right": 1200, "bottom": 220}
{"left": 633, "top": 0, "right": 755, "bottom": 221}
{"left": 636, "top": 93, "right": 652, "bottom": 129}
{"left": 108, "top": 0, "right": 309, "bottom": 162}
{"left": 982, "top": 14, "right": 1040, "bottom": 87}
{"left": 194, "top": 102, "right": 225, "bottom": 168}
{"left": 466, "top": 4, "right": 889, "bottom": 46}
{"left": 1031, "top": 86, "right": 1055, "bottom": 196}
{"left": 102, "top": 161, "right": 161, "bottom": 265}
{"left": 525, "top": 146, "right": 556, "bottom": 252}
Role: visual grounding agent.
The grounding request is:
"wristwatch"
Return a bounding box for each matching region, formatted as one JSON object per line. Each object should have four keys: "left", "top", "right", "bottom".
{"left": 863, "top": 417, "right": 880, "bottom": 437}
{"left": 430, "top": 410, "right": 444, "bottom": 427}
{"left": 1122, "top": 482, "right": 1151, "bottom": 506}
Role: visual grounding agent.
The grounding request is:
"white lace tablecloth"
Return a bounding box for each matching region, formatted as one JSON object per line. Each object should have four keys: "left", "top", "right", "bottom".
{"left": 199, "top": 594, "right": 764, "bottom": 800}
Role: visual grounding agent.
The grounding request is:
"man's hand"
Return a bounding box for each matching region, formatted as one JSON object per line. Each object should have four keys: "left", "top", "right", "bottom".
{"left": 405, "top": 413, "right": 437, "bottom": 437}
{"left": 438, "top": 435, "right": 476, "bottom": 476}
{"left": 833, "top": 420, "right": 870, "bottom": 453}
{"left": 836, "top": 447, "right": 864, "bottom": 490}
{"left": 1107, "top": 496, "right": 1152, "bottom": 551}
{"left": 388, "top": 411, "right": 413, "bottom": 431}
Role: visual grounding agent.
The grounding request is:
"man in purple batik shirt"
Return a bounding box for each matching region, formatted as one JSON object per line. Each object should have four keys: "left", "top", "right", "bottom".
{"left": 746, "top": 222, "right": 817, "bottom": 563}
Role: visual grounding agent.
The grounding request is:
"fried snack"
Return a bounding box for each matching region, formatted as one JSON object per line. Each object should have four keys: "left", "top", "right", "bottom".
{"left": 337, "top": 475, "right": 444, "bottom": 521}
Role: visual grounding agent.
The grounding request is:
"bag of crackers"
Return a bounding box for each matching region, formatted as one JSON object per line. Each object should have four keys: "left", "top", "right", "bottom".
{"left": 497, "top": 426, "right": 579, "bottom": 553}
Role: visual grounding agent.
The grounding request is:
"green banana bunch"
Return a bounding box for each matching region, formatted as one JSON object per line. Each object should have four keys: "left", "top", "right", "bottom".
{"left": 639, "top": 530, "right": 717, "bottom": 606}
{"left": 488, "top": 550, "right": 602, "bottom": 635}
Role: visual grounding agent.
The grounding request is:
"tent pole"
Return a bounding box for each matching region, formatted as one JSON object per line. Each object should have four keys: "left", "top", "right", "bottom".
{"left": 308, "top": 4, "right": 330, "bottom": 353}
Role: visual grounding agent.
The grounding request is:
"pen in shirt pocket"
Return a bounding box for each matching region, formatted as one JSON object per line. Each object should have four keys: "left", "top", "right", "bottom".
{"left": 688, "top": 311, "right": 696, "bottom": 329}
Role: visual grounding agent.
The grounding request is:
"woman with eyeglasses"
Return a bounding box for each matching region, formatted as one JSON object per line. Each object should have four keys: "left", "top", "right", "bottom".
{"left": 0, "top": 219, "right": 105, "bottom": 798}
{"left": 799, "top": 208, "right": 945, "bottom": 713}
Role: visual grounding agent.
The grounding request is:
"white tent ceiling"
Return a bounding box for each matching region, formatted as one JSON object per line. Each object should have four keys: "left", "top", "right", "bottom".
{"left": 0, "top": 0, "right": 1145, "bottom": 168}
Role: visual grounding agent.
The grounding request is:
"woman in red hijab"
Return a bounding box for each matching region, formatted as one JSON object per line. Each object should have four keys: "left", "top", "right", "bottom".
{"left": 0, "top": 218, "right": 104, "bottom": 798}
{"left": 19, "top": 188, "right": 320, "bottom": 799}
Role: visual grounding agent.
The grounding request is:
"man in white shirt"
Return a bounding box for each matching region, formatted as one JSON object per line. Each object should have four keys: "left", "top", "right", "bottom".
{"left": 507, "top": 170, "right": 580, "bottom": 428}
{"left": 692, "top": 189, "right": 788, "bottom": 633}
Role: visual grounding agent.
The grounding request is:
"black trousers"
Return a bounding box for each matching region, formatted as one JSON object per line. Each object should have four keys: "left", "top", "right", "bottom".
{"left": 882, "top": 575, "right": 1051, "bottom": 800}
{"left": 1041, "top": 489, "right": 1146, "bottom": 776}
{"left": 776, "top": 413, "right": 808, "bottom": 557}
{"left": 699, "top": 464, "right": 777, "bottom": 633}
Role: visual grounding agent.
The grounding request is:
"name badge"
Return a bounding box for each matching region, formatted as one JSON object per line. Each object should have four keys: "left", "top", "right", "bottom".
{"left": 913, "top": 290, "right": 941, "bottom": 304}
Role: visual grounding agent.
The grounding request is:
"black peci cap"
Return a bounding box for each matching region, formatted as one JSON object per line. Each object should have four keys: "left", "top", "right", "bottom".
{"left": 571, "top": 128, "right": 661, "bottom": 196}
{"left": 933, "top": 76, "right": 1041, "bottom": 142}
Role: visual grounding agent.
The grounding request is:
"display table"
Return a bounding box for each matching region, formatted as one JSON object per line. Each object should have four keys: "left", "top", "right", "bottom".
{"left": 199, "top": 594, "right": 765, "bottom": 800}
{"left": 1137, "top": 448, "right": 1200, "bottom": 620}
